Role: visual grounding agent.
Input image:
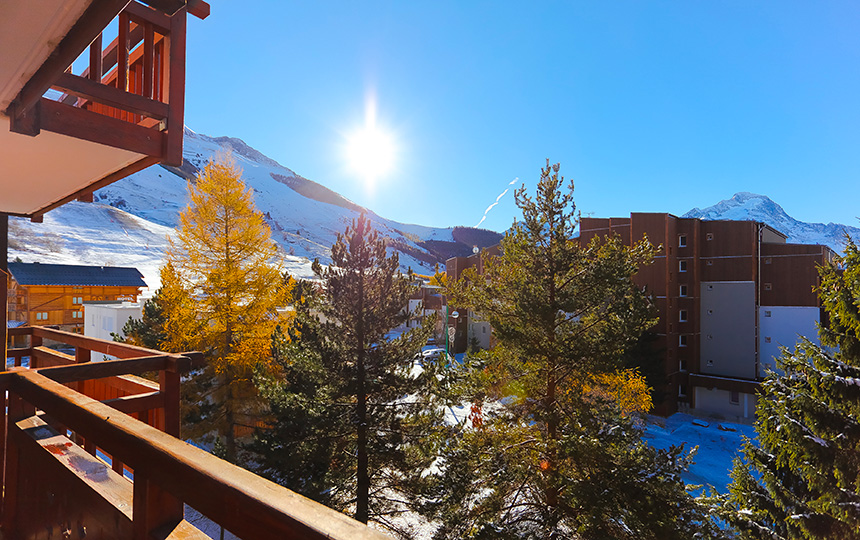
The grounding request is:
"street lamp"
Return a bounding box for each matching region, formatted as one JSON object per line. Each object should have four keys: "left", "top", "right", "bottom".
{"left": 445, "top": 308, "right": 459, "bottom": 361}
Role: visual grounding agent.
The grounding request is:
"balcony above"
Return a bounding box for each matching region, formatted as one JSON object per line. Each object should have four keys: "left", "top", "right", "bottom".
{"left": 0, "top": 0, "right": 209, "bottom": 221}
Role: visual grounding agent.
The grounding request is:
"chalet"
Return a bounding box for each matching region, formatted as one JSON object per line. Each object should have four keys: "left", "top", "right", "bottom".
{"left": 1, "top": 2, "right": 385, "bottom": 538}
{"left": 6, "top": 262, "right": 146, "bottom": 332}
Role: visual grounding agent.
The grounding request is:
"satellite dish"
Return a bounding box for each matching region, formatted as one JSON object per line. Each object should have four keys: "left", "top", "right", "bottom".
{"left": 472, "top": 246, "right": 479, "bottom": 254}
{"left": 451, "top": 311, "right": 459, "bottom": 318}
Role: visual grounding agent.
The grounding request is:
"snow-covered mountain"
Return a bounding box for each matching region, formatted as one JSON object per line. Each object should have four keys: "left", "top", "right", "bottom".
{"left": 8, "top": 128, "right": 501, "bottom": 291}
{"left": 684, "top": 192, "right": 859, "bottom": 254}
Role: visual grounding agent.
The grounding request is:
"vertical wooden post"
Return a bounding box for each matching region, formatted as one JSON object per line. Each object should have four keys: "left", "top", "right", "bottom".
{"left": 89, "top": 33, "right": 103, "bottom": 82}
{"left": 164, "top": 7, "right": 186, "bottom": 166}
{"left": 133, "top": 469, "right": 183, "bottom": 540}
{"left": 118, "top": 13, "right": 130, "bottom": 93}
{"left": 4, "top": 375, "right": 35, "bottom": 528}
{"left": 1, "top": 212, "right": 7, "bottom": 371}
{"left": 143, "top": 22, "right": 155, "bottom": 99}
{"left": 160, "top": 358, "right": 181, "bottom": 437}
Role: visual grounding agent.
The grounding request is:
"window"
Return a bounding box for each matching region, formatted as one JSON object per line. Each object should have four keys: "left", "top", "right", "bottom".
{"left": 679, "top": 285, "right": 688, "bottom": 297}
{"left": 764, "top": 310, "right": 772, "bottom": 317}
{"left": 679, "top": 309, "right": 688, "bottom": 322}
{"left": 679, "top": 359, "right": 687, "bottom": 371}
{"left": 72, "top": 311, "right": 82, "bottom": 319}
{"left": 678, "top": 385, "right": 687, "bottom": 397}
{"left": 706, "top": 232, "right": 714, "bottom": 241}
{"left": 679, "top": 335, "right": 688, "bottom": 347}
{"left": 679, "top": 260, "right": 687, "bottom": 272}
{"left": 764, "top": 283, "right": 772, "bottom": 291}
{"left": 730, "top": 391, "right": 740, "bottom": 405}
{"left": 35, "top": 312, "right": 48, "bottom": 321}
{"left": 678, "top": 235, "right": 687, "bottom": 247}
{"left": 72, "top": 296, "right": 83, "bottom": 304}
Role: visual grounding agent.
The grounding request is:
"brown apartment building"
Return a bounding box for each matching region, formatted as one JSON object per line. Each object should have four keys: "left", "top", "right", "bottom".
{"left": 579, "top": 213, "right": 835, "bottom": 418}
{"left": 448, "top": 214, "right": 834, "bottom": 419}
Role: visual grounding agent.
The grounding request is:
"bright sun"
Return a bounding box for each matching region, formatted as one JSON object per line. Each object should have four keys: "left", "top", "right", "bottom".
{"left": 347, "top": 125, "right": 394, "bottom": 184}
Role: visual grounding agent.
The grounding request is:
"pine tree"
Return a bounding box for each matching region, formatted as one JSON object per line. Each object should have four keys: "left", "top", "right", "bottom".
{"left": 251, "top": 213, "right": 443, "bottom": 534}
{"left": 428, "top": 160, "right": 719, "bottom": 538}
{"left": 720, "top": 237, "right": 860, "bottom": 539}
{"left": 115, "top": 287, "right": 167, "bottom": 350}
{"left": 161, "top": 157, "right": 291, "bottom": 462}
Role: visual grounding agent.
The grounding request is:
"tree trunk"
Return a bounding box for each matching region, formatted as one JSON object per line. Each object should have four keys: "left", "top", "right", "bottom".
{"left": 355, "top": 268, "right": 370, "bottom": 523}
{"left": 224, "top": 372, "right": 237, "bottom": 463}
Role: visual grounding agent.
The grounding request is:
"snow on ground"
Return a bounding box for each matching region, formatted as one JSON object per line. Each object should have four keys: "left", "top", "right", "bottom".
{"left": 643, "top": 413, "right": 757, "bottom": 493}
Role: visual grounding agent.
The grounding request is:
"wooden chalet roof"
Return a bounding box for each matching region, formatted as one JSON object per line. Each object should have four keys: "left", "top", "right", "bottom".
{"left": 7, "top": 261, "right": 146, "bottom": 287}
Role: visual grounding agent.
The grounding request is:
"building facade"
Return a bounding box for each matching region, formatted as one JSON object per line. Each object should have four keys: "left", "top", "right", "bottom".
{"left": 579, "top": 213, "right": 834, "bottom": 418}
{"left": 6, "top": 262, "right": 145, "bottom": 333}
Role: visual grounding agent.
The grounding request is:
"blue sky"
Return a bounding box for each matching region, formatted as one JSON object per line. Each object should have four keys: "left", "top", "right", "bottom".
{"left": 183, "top": 2, "right": 859, "bottom": 233}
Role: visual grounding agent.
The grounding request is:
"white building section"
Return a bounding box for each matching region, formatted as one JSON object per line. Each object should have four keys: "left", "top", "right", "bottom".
{"left": 83, "top": 301, "right": 143, "bottom": 361}
{"left": 759, "top": 306, "right": 821, "bottom": 375}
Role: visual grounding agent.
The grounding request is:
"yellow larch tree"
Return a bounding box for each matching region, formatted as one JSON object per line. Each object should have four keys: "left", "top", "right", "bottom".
{"left": 162, "top": 156, "right": 292, "bottom": 462}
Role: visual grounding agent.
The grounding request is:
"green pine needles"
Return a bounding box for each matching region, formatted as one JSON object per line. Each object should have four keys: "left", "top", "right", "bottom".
{"left": 720, "top": 237, "right": 860, "bottom": 539}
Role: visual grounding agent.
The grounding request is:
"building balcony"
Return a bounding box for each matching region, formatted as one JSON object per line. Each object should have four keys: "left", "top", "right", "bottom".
{"left": 2, "top": 327, "right": 387, "bottom": 539}
{"left": 0, "top": 0, "right": 208, "bottom": 222}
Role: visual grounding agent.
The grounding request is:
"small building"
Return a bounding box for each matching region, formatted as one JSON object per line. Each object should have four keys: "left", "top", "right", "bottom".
{"left": 6, "top": 262, "right": 146, "bottom": 333}
{"left": 83, "top": 300, "right": 144, "bottom": 361}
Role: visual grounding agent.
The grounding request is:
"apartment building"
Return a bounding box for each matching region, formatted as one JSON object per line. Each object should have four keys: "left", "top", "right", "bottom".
{"left": 447, "top": 214, "right": 834, "bottom": 419}
{"left": 579, "top": 213, "right": 835, "bottom": 418}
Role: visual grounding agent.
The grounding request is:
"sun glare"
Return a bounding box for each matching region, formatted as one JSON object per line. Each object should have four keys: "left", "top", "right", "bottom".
{"left": 345, "top": 97, "right": 396, "bottom": 188}
{"left": 347, "top": 126, "right": 394, "bottom": 183}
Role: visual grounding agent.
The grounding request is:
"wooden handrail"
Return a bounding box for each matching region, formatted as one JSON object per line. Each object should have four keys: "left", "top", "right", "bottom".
{"left": 11, "top": 371, "right": 390, "bottom": 540}
{"left": 32, "top": 326, "right": 164, "bottom": 358}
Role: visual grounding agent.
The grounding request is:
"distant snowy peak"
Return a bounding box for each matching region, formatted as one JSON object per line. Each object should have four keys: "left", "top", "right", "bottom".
{"left": 684, "top": 192, "right": 859, "bottom": 254}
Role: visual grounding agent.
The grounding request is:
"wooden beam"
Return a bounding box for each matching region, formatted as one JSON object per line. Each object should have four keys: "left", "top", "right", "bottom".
{"left": 33, "top": 326, "right": 163, "bottom": 358}
{"left": 33, "top": 355, "right": 184, "bottom": 384}
{"left": 102, "top": 391, "right": 164, "bottom": 414}
{"left": 164, "top": 7, "right": 187, "bottom": 166}
{"left": 12, "top": 371, "right": 392, "bottom": 540}
{"left": 39, "top": 98, "right": 164, "bottom": 156}
{"left": 187, "top": 0, "right": 211, "bottom": 20}
{"left": 8, "top": 99, "right": 40, "bottom": 137}
{"left": 5, "top": 0, "right": 133, "bottom": 117}
{"left": 52, "top": 73, "right": 170, "bottom": 119}
{"left": 32, "top": 155, "right": 160, "bottom": 219}
{"left": 141, "top": 0, "right": 187, "bottom": 17}
{"left": 125, "top": 1, "right": 172, "bottom": 32}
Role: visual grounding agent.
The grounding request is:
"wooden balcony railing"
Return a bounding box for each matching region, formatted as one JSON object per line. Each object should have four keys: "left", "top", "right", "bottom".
{"left": 2, "top": 328, "right": 389, "bottom": 540}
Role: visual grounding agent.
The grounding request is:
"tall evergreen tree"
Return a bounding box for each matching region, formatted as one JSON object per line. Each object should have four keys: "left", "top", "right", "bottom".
{"left": 720, "top": 237, "right": 860, "bottom": 539}
{"left": 161, "top": 157, "right": 291, "bottom": 462}
{"left": 251, "top": 213, "right": 442, "bottom": 534}
{"left": 429, "top": 160, "right": 719, "bottom": 539}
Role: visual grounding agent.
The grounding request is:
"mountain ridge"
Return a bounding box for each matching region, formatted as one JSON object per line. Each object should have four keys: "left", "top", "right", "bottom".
{"left": 683, "top": 192, "right": 859, "bottom": 253}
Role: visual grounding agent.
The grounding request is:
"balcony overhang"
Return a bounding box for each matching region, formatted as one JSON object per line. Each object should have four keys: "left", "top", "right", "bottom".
{"left": 0, "top": 0, "right": 209, "bottom": 221}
